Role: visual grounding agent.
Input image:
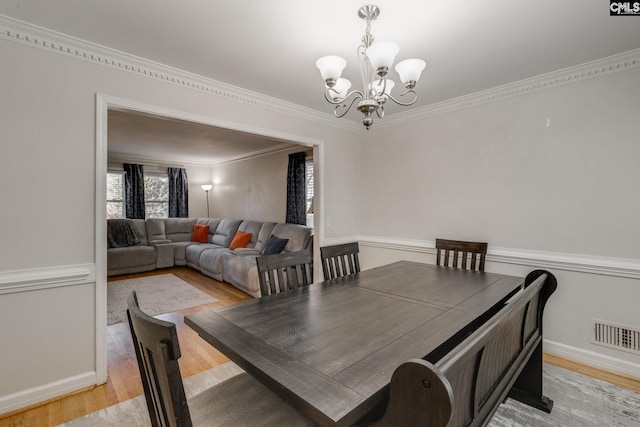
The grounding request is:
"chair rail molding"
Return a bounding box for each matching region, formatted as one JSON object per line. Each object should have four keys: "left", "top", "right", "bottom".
{"left": 358, "top": 235, "right": 640, "bottom": 279}
{"left": 0, "top": 263, "right": 95, "bottom": 294}
{"left": 2, "top": 15, "right": 639, "bottom": 134}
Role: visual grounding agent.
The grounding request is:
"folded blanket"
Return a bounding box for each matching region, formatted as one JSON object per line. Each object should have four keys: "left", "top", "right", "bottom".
{"left": 108, "top": 219, "right": 140, "bottom": 248}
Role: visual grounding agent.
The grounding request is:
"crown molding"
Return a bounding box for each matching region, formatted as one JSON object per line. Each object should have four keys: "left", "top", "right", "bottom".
{"left": 107, "top": 141, "right": 296, "bottom": 169}
{"left": 374, "top": 48, "right": 640, "bottom": 130}
{"left": 0, "top": 14, "right": 360, "bottom": 133}
{"left": 2, "top": 15, "right": 639, "bottom": 135}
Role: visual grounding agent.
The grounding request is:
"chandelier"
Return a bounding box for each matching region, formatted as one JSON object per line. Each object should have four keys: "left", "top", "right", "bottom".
{"left": 316, "top": 5, "right": 426, "bottom": 130}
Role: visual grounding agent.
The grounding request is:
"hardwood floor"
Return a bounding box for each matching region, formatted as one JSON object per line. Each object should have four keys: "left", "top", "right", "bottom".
{"left": 0, "top": 268, "right": 251, "bottom": 427}
{"left": 1, "top": 267, "right": 638, "bottom": 426}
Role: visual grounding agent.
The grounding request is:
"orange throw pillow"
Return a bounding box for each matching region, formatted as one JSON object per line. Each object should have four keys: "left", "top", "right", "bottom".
{"left": 230, "top": 231, "right": 252, "bottom": 250}
{"left": 191, "top": 224, "right": 209, "bottom": 243}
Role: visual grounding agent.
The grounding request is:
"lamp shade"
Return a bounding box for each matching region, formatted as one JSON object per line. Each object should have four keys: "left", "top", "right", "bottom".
{"left": 370, "top": 79, "right": 395, "bottom": 97}
{"left": 366, "top": 42, "right": 399, "bottom": 70}
{"left": 201, "top": 184, "right": 212, "bottom": 191}
{"left": 316, "top": 56, "right": 347, "bottom": 81}
{"left": 330, "top": 78, "right": 352, "bottom": 100}
{"left": 395, "top": 59, "right": 426, "bottom": 84}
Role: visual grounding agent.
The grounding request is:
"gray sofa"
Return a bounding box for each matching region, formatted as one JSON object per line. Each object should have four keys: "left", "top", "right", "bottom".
{"left": 107, "top": 217, "right": 313, "bottom": 298}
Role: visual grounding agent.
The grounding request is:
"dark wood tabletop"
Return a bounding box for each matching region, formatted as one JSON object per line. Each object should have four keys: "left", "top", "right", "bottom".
{"left": 185, "top": 261, "right": 524, "bottom": 426}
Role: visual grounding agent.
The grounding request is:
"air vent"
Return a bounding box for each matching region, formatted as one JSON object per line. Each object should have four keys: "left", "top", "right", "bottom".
{"left": 591, "top": 319, "right": 640, "bottom": 355}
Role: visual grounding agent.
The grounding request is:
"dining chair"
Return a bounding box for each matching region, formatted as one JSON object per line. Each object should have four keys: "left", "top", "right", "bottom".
{"left": 256, "top": 249, "right": 313, "bottom": 296}
{"left": 435, "top": 238, "right": 488, "bottom": 272}
{"left": 320, "top": 242, "right": 360, "bottom": 280}
{"left": 126, "top": 290, "right": 313, "bottom": 427}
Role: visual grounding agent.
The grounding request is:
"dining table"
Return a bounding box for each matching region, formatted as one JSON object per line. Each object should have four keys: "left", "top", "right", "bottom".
{"left": 185, "top": 260, "right": 525, "bottom": 426}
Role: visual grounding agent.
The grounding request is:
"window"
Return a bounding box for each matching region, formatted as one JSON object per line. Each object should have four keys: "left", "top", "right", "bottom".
{"left": 306, "top": 159, "right": 314, "bottom": 227}
{"left": 106, "top": 172, "right": 124, "bottom": 219}
{"left": 144, "top": 174, "right": 169, "bottom": 218}
{"left": 106, "top": 171, "right": 169, "bottom": 219}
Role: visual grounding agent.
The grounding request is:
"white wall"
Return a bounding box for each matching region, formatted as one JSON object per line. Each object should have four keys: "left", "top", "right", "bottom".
{"left": 358, "top": 67, "right": 640, "bottom": 377}
{"left": 209, "top": 147, "right": 306, "bottom": 222}
{"left": 0, "top": 29, "right": 361, "bottom": 414}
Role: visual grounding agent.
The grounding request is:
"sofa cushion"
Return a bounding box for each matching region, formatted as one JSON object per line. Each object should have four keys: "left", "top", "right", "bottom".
{"left": 211, "top": 219, "right": 242, "bottom": 247}
{"left": 199, "top": 247, "right": 233, "bottom": 281}
{"left": 172, "top": 241, "right": 198, "bottom": 265}
{"left": 107, "top": 245, "right": 155, "bottom": 276}
{"left": 262, "top": 235, "right": 289, "bottom": 255}
{"left": 270, "top": 223, "right": 313, "bottom": 252}
{"left": 163, "top": 218, "right": 198, "bottom": 242}
{"left": 192, "top": 224, "right": 209, "bottom": 243}
{"left": 146, "top": 218, "right": 166, "bottom": 241}
{"left": 253, "top": 222, "right": 276, "bottom": 252}
{"left": 230, "top": 231, "right": 252, "bottom": 249}
{"left": 185, "top": 243, "right": 224, "bottom": 268}
{"left": 222, "top": 252, "right": 262, "bottom": 298}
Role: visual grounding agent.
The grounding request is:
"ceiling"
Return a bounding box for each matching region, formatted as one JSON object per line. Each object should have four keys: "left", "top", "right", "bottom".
{"left": 107, "top": 109, "right": 297, "bottom": 166}
{"left": 3, "top": 0, "right": 640, "bottom": 163}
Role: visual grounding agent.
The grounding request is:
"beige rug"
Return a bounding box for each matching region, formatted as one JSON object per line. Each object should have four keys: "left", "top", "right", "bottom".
{"left": 107, "top": 274, "right": 217, "bottom": 325}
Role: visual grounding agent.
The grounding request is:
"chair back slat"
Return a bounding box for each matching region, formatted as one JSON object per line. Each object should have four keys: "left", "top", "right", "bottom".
{"left": 320, "top": 242, "right": 360, "bottom": 280}
{"left": 436, "top": 239, "right": 488, "bottom": 272}
{"left": 127, "top": 291, "right": 192, "bottom": 427}
{"left": 256, "top": 250, "right": 313, "bottom": 296}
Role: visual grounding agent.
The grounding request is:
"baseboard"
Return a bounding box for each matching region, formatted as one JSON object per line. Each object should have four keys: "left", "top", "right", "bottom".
{"left": 0, "top": 371, "right": 96, "bottom": 416}
{"left": 544, "top": 339, "right": 640, "bottom": 380}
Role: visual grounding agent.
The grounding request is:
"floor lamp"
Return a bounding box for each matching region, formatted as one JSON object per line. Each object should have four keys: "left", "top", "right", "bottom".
{"left": 201, "top": 184, "right": 212, "bottom": 217}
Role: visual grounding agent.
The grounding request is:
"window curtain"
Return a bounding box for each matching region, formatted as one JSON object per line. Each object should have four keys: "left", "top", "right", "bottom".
{"left": 285, "top": 152, "right": 307, "bottom": 225}
{"left": 168, "top": 167, "right": 189, "bottom": 218}
{"left": 124, "top": 163, "right": 145, "bottom": 219}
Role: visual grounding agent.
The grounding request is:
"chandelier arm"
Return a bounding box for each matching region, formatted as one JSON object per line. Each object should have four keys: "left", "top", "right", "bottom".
{"left": 376, "top": 104, "right": 385, "bottom": 118}
{"left": 333, "top": 93, "right": 363, "bottom": 118}
{"left": 324, "top": 89, "right": 364, "bottom": 105}
{"left": 386, "top": 89, "right": 418, "bottom": 107}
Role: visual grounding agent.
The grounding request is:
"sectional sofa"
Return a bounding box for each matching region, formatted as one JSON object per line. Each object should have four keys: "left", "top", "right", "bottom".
{"left": 107, "top": 217, "right": 313, "bottom": 298}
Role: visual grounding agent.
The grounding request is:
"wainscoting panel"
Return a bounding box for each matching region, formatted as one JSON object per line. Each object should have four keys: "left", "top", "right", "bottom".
{"left": 0, "top": 263, "right": 97, "bottom": 415}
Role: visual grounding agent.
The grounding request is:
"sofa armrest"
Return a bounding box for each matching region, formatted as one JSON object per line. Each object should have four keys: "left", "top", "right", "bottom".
{"left": 150, "top": 239, "right": 172, "bottom": 246}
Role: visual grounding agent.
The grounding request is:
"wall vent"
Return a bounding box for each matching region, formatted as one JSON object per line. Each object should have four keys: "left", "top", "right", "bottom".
{"left": 591, "top": 319, "right": 640, "bottom": 355}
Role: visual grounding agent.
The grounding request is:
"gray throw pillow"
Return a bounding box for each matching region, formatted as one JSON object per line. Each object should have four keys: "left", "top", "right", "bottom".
{"left": 262, "top": 235, "right": 289, "bottom": 255}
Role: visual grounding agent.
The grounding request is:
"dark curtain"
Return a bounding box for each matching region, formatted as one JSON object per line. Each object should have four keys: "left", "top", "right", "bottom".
{"left": 124, "top": 163, "right": 145, "bottom": 219}
{"left": 285, "top": 152, "right": 307, "bottom": 225}
{"left": 168, "top": 167, "right": 189, "bottom": 218}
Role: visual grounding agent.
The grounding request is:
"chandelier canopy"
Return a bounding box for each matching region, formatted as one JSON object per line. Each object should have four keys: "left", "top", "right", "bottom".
{"left": 316, "top": 5, "right": 426, "bottom": 130}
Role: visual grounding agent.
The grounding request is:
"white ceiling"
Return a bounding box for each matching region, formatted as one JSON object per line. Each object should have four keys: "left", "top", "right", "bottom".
{"left": 3, "top": 0, "right": 640, "bottom": 163}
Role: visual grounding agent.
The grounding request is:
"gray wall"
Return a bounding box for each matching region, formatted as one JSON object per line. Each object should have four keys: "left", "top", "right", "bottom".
{"left": 0, "top": 27, "right": 360, "bottom": 414}
{"left": 358, "top": 66, "right": 640, "bottom": 374}
{"left": 1, "top": 14, "right": 638, "bottom": 416}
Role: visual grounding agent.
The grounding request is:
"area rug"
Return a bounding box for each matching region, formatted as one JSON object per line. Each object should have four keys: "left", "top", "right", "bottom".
{"left": 107, "top": 274, "right": 217, "bottom": 325}
{"left": 59, "top": 363, "right": 640, "bottom": 426}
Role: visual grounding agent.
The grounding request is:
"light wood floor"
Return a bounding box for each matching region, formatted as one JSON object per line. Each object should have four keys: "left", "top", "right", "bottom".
{"left": 1, "top": 267, "right": 638, "bottom": 426}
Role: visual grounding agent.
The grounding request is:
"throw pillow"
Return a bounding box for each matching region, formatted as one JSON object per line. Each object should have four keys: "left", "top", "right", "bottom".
{"left": 230, "top": 231, "right": 252, "bottom": 250}
{"left": 262, "top": 235, "right": 289, "bottom": 255}
{"left": 191, "top": 224, "right": 209, "bottom": 243}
